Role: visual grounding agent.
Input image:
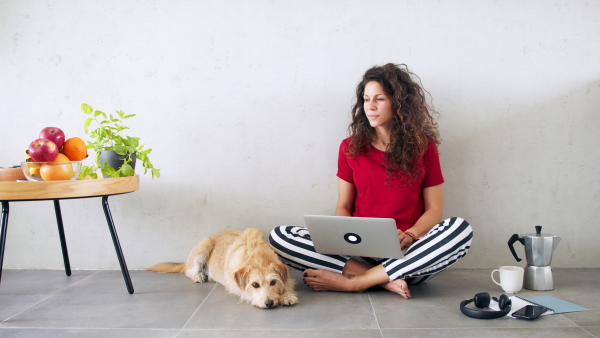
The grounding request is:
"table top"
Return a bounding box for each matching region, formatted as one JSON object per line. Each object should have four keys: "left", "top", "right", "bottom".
{"left": 0, "top": 175, "right": 140, "bottom": 201}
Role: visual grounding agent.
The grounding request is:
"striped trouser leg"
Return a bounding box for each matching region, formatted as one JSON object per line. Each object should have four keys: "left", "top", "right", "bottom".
{"left": 269, "top": 225, "right": 350, "bottom": 273}
{"left": 382, "top": 217, "right": 473, "bottom": 284}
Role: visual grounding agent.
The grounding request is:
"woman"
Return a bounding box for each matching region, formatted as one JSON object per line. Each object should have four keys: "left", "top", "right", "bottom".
{"left": 269, "top": 63, "right": 473, "bottom": 299}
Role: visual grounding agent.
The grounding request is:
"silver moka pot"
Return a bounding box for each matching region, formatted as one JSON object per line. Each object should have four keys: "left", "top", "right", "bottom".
{"left": 508, "top": 225, "right": 561, "bottom": 291}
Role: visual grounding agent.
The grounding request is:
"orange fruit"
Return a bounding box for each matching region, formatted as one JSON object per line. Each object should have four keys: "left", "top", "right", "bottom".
{"left": 62, "top": 137, "right": 88, "bottom": 161}
{"left": 40, "top": 153, "right": 74, "bottom": 181}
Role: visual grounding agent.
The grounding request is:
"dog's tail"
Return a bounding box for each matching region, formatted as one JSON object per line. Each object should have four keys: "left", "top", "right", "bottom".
{"left": 146, "top": 262, "right": 186, "bottom": 273}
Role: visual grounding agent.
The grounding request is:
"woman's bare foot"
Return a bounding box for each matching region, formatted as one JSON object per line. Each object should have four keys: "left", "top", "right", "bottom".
{"left": 340, "top": 259, "right": 411, "bottom": 298}
{"left": 303, "top": 269, "right": 366, "bottom": 292}
{"left": 379, "top": 279, "right": 411, "bottom": 299}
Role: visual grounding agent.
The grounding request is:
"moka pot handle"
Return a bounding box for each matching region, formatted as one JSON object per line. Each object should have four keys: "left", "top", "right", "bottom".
{"left": 508, "top": 234, "right": 524, "bottom": 262}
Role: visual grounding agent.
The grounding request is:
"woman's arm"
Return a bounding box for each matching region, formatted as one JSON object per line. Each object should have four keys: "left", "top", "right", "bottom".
{"left": 335, "top": 178, "right": 356, "bottom": 216}
{"left": 399, "top": 184, "right": 444, "bottom": 247}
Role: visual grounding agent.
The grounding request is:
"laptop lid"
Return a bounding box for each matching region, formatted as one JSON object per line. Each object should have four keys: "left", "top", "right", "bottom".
{"left": 303, "top": 215, "right": 404, "bottom": 259}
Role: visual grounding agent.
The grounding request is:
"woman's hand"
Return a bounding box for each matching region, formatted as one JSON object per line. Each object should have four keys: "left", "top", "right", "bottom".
{"left": 397, "top": 230, "right": 414, "bottom": 248}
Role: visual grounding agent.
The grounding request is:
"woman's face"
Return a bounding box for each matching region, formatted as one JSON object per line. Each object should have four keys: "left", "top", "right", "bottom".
{"left": 363, "top": 81, "right": 393, "bottom": 130}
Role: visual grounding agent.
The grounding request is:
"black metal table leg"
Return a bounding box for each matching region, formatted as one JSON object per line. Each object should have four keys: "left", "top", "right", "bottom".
{"left": 0, "top": 201, "right": 9, "bottom": 286}
{"left": 101, "top": 196, "right": 134, "bottom": 294}
{"left": 53, "top": 199, "right": 71, "bottom": 276}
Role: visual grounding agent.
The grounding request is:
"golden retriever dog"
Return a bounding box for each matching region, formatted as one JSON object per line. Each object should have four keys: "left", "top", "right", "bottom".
{"left": 147, "top": 228, "right": 298, "bottom": 309}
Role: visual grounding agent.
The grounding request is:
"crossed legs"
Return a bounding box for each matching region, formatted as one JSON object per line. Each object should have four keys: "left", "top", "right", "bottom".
{"left": 303, "top": 259, "right": 411, "bottom": 298}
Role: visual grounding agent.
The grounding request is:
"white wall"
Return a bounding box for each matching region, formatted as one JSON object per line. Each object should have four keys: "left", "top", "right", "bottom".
{"left": 1, "top": 0, "right": 598, "bottom": 270}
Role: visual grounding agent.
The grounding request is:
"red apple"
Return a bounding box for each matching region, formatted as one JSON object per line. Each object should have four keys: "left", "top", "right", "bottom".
{"left": 39, "top": 127, "right": 65, "bottom": 149}
{"left": 28, "top": 138, "right": 59, "bottom": 162}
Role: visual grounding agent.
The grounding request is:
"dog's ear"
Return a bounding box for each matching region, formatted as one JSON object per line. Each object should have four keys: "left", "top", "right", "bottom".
{"left": 271, "top": 263, "right": 289, "bottom": 283}
{"left": 234, "top": 267, "right": 249, "bottom": 289}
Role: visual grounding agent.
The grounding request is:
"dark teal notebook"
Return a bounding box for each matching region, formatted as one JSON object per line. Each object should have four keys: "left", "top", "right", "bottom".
{"left": 523, "top": 296, "right": 589, "bottom": 314}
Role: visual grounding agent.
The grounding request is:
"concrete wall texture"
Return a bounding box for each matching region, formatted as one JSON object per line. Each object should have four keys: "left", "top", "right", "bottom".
{"left": 1, "top": 0, "right": 599, "bottom": 270}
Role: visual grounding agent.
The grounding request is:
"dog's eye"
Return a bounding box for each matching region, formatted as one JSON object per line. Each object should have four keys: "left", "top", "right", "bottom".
{"left": 252, "top": 282, "right": 260, "bottom": 288}
{"left": 270, "top": 280, "right": 276, "bottom": 286}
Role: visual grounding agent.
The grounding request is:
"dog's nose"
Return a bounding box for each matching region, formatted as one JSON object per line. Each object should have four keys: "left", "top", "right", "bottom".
{"left": 265, "top": 300, "right": 274, "bottom": 308}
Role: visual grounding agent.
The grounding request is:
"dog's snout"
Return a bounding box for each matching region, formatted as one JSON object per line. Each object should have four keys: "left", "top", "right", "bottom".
{"left": 265, "top": 300, "right": 274, "bottom": 308}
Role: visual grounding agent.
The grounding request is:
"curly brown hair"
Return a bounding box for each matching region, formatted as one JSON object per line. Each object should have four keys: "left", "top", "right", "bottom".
{"left": 347, "top": 63, "right": 441, "bottom": 183}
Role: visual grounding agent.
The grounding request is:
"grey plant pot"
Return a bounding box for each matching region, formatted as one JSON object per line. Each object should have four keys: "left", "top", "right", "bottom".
{"left": 99, "top": 150, "right": 137, "bottom": 178}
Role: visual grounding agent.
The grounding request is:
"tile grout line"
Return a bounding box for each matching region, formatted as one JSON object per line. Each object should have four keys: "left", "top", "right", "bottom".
{"left": 580, "top": 327, "right": 598, "bottom": 338}
{"left": 367, "top": 291, "right": 384, "bottom": 338}
{"left": 0, "top": 270, "right": 100, "bottom": 324}
{"left": 552, "top": 311, "right": 593, "bottom": 333}
{"left": 175, "top": 283, "right": 218, "bottom": 337}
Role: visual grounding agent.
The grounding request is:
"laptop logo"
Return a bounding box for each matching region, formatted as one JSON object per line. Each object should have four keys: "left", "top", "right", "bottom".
{"left": 344, "top": 233, "right": 362, "bottom": 244}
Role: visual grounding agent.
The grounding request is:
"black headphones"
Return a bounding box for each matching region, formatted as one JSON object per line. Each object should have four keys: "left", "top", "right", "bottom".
{"left": 460, "top": 292, "right": 512, "bottom": 319}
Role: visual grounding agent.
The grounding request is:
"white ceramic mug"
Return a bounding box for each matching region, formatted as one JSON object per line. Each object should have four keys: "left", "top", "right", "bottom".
{"left": 491, "top": 266, "right": 524, "bottom": 294}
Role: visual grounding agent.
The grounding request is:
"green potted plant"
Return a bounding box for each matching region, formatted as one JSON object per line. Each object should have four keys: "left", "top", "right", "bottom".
{"left": 78, "top": 103, "right": 160, "bottom": 179}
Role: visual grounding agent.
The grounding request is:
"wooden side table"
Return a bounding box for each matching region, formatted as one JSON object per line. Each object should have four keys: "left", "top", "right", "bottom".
{"left": 0, "top": 175, "right": 140, "bottom": 294}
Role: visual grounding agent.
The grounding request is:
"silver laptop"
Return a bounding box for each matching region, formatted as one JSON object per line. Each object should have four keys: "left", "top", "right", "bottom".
{"left": 303, "top": 215, "right": 404, "bottom": 259}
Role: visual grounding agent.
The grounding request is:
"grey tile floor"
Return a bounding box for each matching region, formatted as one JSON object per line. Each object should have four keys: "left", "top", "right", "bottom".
{"left": 0, "top": 268, "right": 598, "bottom": 337}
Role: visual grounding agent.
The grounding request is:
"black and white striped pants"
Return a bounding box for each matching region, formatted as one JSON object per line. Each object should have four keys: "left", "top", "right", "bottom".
{"left": 269, "top": 217, "right": 473, "bottom": 285}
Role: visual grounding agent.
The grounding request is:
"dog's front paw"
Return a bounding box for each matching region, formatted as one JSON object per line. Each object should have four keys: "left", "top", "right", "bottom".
{"left": 281, "top": 292, "right": 299, "bottom": 306}
{"left": 191, "top": 273, "right": 207, "bottom": 283}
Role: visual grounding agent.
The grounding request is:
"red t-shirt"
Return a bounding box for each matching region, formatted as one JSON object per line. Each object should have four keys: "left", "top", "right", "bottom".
{"left": 336, "top": 138, "right": 444, "bottom": 231}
